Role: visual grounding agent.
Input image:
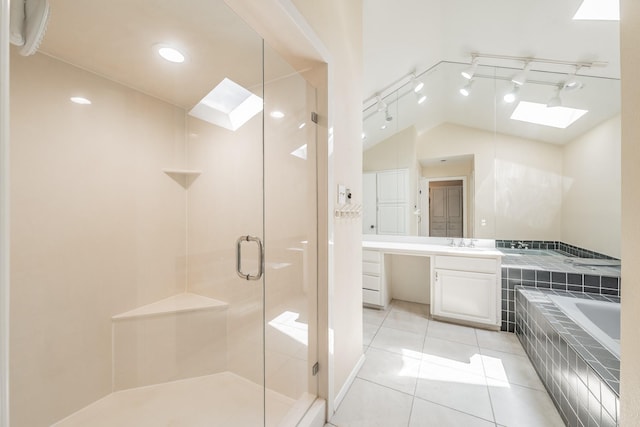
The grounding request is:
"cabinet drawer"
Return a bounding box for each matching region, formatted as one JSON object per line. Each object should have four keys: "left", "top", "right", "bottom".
{"left": 363, "top": 261, "right": 381, "bottom": 275}
{"left": 362, "top": 250, "right": 381, "bottom": 263}
{"left": 363, "top": 274, "right": 381, "bottom": 291}
{"left": 363, "top": 289, "right": 381, "bottom": 306}
{"left": 435, "top": 255, "right": 497, "bottom": 274}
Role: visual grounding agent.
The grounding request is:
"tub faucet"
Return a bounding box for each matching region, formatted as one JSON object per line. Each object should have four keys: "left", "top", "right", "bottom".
{"left": 516, "top": 241, "right": 529, "bottom": 249}
{"left": 458, "top": 239, "right": 466, "bottom": 247}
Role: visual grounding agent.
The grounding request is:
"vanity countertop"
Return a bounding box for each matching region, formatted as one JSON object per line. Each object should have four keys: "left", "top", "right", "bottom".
{"left": 363, "top": 238, "right": 503, "bottom": 258}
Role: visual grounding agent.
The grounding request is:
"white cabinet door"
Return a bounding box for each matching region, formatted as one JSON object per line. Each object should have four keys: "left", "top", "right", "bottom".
{"left": 377, "top": 205, "right": 408, "bottom": 235}
{"left": 377, "top": 170, "right": 408, "bottom": 204}
{"left": 433, "top": 269, "right": 498, "bottom": 326}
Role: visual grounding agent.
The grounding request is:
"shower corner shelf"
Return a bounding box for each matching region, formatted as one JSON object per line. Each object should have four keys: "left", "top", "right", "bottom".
{"left": 163, "top": 168, "right": 202, "bottom": 189}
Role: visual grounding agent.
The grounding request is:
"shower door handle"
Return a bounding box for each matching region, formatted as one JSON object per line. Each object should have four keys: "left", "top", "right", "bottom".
{"left": 236, "top": 235, "right": 264, "bottom": 281}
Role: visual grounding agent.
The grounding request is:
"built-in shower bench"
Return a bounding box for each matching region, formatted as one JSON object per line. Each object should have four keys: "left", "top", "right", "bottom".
{"left": 111, "top": 293, "right": 229, "bottom": 391}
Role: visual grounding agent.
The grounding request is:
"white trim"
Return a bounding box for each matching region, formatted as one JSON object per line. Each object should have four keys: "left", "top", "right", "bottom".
{"left": 333, "top": 353, "right": 365, "bottom": 411}
{"left": 420, "top": 176, "right": 468, "bottom": 237}
{"left": 0, "top": 0, "right": 10, "bottom": 425}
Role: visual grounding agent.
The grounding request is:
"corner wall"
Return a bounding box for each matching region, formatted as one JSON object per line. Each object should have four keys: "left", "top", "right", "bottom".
{"left": 562, "top": 116, "right": 621, "bottom": 258}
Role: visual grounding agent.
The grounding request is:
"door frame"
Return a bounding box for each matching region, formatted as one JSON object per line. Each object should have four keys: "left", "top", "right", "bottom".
{"left": 419, "top": 176, "right": 467, "bottom": 238}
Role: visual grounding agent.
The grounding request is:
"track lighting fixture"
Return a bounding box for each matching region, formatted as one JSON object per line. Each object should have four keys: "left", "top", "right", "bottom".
{"left": 385, "top": 108, "right": 393, "bottom": 122}
{"left": 547, "top": 86, "right": 562, "bottom": 108}
{"left": 503, "top": 85, "right": 519, "bottom": 103}
{"left": 416, "top": 92, "right": 427, "bottom": 104}
{"left": 511, "top": 61, "right": 532, "bottom": 86}
{"left": 459, "top": 81, "right": 473, "bottom": 97}
{"left": 461, "top": 57, "right": 479, "bottom": 80}
{"left": 412, "top": 75, "right": 424, "bottom": 93}
{"left": 376, "top": 96, "right": 387, "bottom": 112}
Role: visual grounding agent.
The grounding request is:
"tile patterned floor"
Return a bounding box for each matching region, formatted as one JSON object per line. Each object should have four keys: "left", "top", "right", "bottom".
{"left": 326, "top": 300, "right": 565, "bottom": 427}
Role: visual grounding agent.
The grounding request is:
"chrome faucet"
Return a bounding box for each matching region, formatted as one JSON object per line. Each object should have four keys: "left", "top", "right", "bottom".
{"left": 449, "top": 238, "right": 456, "bottom": 247}
{"left": 469, "top": 239, "right": 478, "bottom": 248}
{"left": 458, "top": 239, "right": 466, "bottom": 247}
{"left": 516, "top": 241, "right": 529, "bottom": 249}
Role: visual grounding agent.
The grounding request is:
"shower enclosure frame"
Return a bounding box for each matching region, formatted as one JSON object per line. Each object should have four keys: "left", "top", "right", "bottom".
{"left": 0, "top": 0, "right": 334, "bottom": 425}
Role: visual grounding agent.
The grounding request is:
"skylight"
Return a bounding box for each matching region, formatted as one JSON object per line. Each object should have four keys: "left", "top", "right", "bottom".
{"left": 188, "top": 78, "right": 263, "bottom": 131}
{"left": 510, "top": 101, "right": 588, "bottom": 129}
{"left": 573, "top": 0, "right": 619, "bottom": 21}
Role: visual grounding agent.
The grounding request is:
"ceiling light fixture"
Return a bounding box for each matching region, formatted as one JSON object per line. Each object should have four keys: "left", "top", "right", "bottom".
{"left": 563, "top": 70, "right": 584, "bottom": 91}
{"left": 503, "top": 85, "right": 519, "bottom": 103}
{"left": 547, "top": 86, "right": 563, "bottom": 108}
{"left": 459, "top": 81, "right": 473, "bottom": 97}
{"left": 461, "top": 57, "right": 479, "bottom": 80}
{"left": 156, "top": 45, "right": 186, "bottom": 63}
{"left": 376, "top": 96, "right": 387, "bottom": 112}
{"left": 412, "top": 75, "right": 424, "bottom": 93}
{"left": 70, "top": 96, "right": 91, "bottom": 105}
{"left": 511, "top": 61, "right": 532, "bottom": 86}
{"left": 385, "top": 108, "right": 393, "bottom": 122}
{"left": 416, "top": 92, "right": 427, "bottom": 104}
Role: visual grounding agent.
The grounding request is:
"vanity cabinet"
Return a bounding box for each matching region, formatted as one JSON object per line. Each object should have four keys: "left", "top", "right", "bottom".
{"left": 362, "top": 249, "right": 391, "bottom": 309}
{"left": 432, "top": 255, "right": 499, "bottom": 327}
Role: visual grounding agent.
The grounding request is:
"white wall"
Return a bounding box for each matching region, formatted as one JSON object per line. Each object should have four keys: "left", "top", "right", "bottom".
{"left": 9, "top": 50, "right": 187, "bottom": 426}
{"left": 562, "top": 116, "right": 621, "bottom": 258}
{"left": 494, "top": 133, "right": 563, "bottom": 241}
{"left": 620, "top": 0, "right": 640, "bottom": 424}
{"left": 289, "top": 0, "right": 364, "bottom": 413}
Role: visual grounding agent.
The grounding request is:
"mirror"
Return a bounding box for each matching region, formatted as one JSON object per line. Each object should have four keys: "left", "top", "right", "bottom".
{"left": 362, "top": 61, "right": 621, "bottom": 258}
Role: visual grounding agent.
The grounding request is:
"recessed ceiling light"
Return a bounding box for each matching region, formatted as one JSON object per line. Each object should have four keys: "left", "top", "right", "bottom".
{"left": 70, "top": 96, "right": 91, "bottom": 105}
{"left": 573, "top": 0, "right": 619, "bottom": 20}
{"left": 156, "top": 45, "right": 185, "bottom": 63}
{"left": 510, "top": 101, "right": 588, "bottom": 129}
{"left": 270, "top": 111, "right": 285, "bottom": 119}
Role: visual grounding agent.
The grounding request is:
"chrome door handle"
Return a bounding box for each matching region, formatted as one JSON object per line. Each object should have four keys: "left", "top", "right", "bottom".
{"left": 236, "top": 235, "right": 264, "bottom": 280}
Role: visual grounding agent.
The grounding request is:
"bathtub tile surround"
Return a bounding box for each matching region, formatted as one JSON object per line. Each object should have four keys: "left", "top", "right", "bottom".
{"left": 516, "top": 287, "right": 619, "bottom": 427}
{"left": 333, "top": 300, "right": 564, "bottom": 426}
{"left": 496, "top": 240, "right": 619, "bottom": 260}
{"left": 499, "top": 244, "right": 620, "bottom": 332}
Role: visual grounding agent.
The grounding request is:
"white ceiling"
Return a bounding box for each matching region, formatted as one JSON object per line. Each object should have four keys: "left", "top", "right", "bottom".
{"left": 363, "top": 0, "right": 620, "bottom": 148}
{"left": 38, "top": 0, "right": 292, "bottom": 109}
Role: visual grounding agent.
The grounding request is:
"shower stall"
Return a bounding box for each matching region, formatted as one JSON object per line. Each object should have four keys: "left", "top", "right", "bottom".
{"left": 5, "top": 0, "right": 319, "bottom": 425}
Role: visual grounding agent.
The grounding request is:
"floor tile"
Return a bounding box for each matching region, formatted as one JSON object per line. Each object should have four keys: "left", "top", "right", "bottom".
{"left": 330, "top": 378, "right": 413, "bottom": 427}
{"left": 382, "top": 308, "right": 429, "bottom": 335}
{"left": 391, "top": 300, "right": 430, "bottom": 316}
{"left": 422, "top": 336, "right": 482, "bottom": 376}
{"left": 415, "top": 361, "right": 494, "bottom": 422}
{"left": 476, "top": 329, "right": 526, "bottom": 356}
{"left": 489, "top": 382, "right": 565, "bottom": 427}
{"left": 364, "top": 307, "right": 388, "bottom": 327}
{"left": 427, "top": 320, "right": 478, "bottom": 346}
{"left": 363, "top": 322, "right": 380, "bottom": 347}
{"left": 409, "top": 397, "right": 496, "bottom": 427}
{"left": 370, "top": 326, "right": 426, "bottom": 356}
{"left": 480, "top": 348, "right": 545, "bottom": 390}
{"left": 357, "top": 347, "right": 420, "bottom": 395}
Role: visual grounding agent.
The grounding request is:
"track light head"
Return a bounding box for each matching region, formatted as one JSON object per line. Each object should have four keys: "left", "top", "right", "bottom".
{"left": 412, "top": 74, "right": 424, "bottom": 93}
{"left": 511, "top": 61, "right": 532, "bottom": 86}
{"left": 503, "top": 85, "right": 519, "bottom": 103}
{"left": 376, "top": 96, "right": 387, "bottom": 112}
{"left": 459, "top": 81, "right": 474, "bottom": 97}
{"left": 416, "top": 91, "right": 427, "bottom": 104}
{"left": 461, "top": 57, "right": 479, "bottom": 80}
{"left": 385, "top": 108, "right": 393, "bottom": 122}
{"left": 547, "top": 86, "right": 563, "bottom": 108}
{"left": 563, "top": 74, "right": 583, "bottom": 91}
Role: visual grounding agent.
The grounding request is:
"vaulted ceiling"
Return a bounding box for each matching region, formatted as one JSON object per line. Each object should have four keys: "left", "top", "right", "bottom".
{"left": 363, "top": 0, "right": 620, "bottom": 147}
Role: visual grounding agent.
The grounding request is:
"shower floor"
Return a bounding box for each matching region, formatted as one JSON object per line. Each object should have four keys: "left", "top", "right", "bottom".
{"left": 52, "top": 372, "right": 295, "bottom": 427}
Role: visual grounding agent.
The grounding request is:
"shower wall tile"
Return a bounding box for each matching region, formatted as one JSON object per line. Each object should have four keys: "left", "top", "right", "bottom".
{"left": 10, "top": 51, "right": 188, "bottom": 426}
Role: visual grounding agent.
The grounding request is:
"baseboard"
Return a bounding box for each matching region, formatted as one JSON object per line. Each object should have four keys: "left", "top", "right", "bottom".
{"left": 333, "top": 353, "right": 366, "bottom": 410}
